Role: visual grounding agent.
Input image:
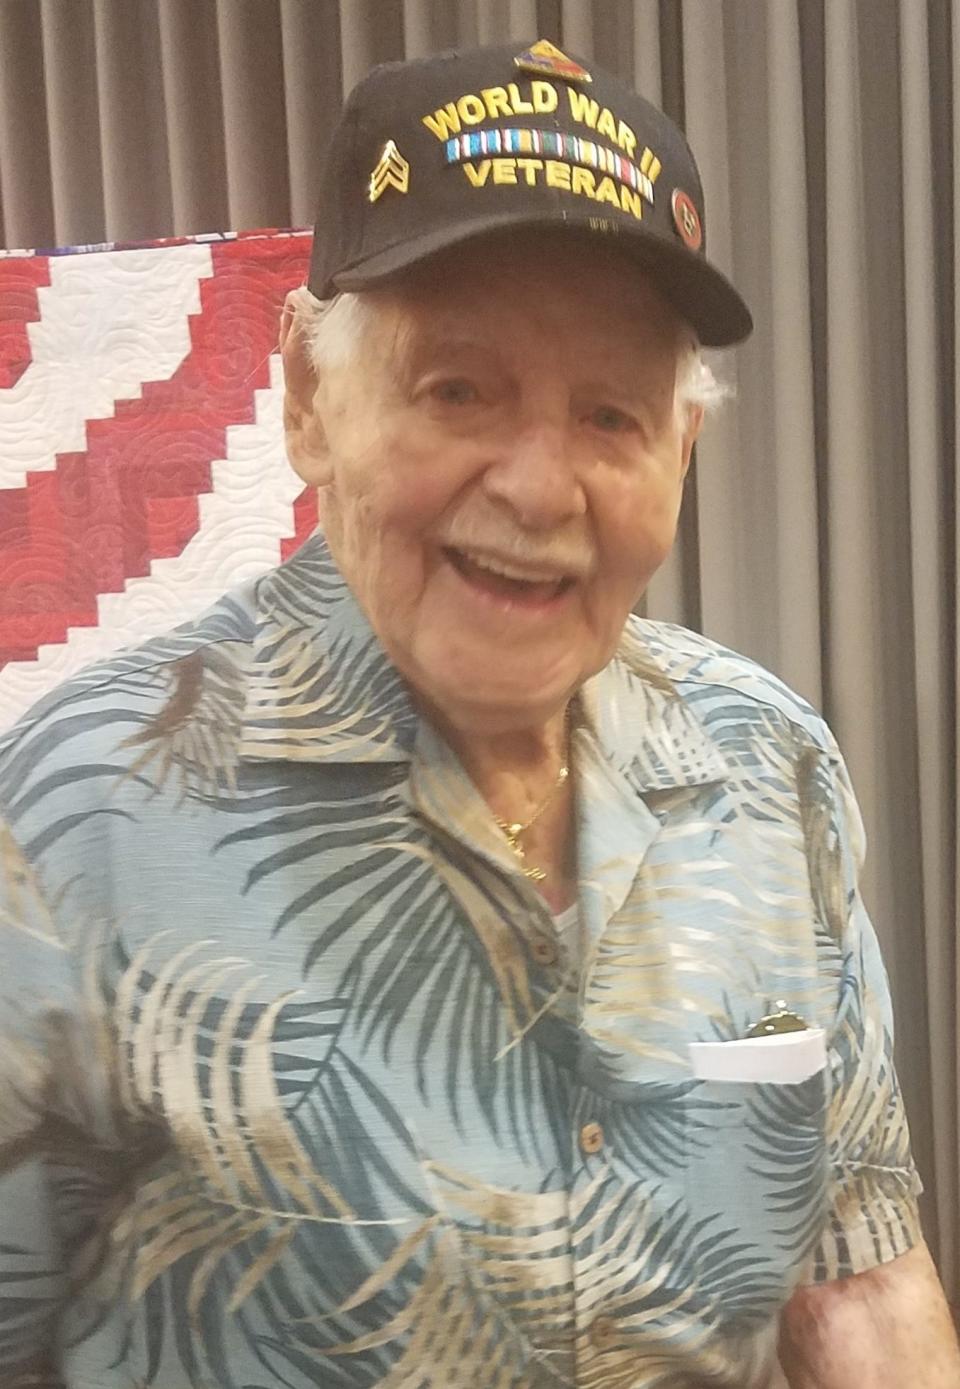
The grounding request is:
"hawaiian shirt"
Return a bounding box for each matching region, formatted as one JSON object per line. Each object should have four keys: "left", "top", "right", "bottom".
{"left": 0, "top": 533, "right": 922, "bottom": 1389}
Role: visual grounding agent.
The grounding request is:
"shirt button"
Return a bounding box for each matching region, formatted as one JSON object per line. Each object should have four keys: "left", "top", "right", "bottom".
{"left": 579, "top": 1121, "right": 604, "bottom": 1155}
{"left": 590, "top": 1315, "right": 617, "bottom": 1349}
{"left": 531, "top": 936, "right": 558, "bottom": 965}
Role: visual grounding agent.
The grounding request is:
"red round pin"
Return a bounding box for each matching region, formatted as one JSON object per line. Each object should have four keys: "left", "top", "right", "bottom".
{"left": 671, "top": 189, "right": 703, "bottom": 251}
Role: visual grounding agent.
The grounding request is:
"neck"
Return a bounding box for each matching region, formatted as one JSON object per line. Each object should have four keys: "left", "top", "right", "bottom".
{"left": 444, "top": 708, "right": 570, "bottom": 797}
{"left": 432, "top": 702, "right": 577, "bottom": 912}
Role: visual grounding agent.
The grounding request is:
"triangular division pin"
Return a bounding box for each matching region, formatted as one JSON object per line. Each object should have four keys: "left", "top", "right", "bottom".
{"left": 514, "top": 39, "right": 591, "bottom": 84}
{"left": 369, "top": 140, "right": 410, "bottom": 203}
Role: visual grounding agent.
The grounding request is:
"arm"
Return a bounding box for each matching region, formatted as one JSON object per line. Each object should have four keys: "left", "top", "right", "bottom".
{"left": 782, "top": 739, "right": 951, "bottom": 1384}
{"left": 779, "top": 1240, "right": 960, "bottom": 1387}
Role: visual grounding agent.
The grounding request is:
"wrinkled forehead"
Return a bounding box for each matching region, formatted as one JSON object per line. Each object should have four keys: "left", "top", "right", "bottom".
{"left": 367, "top": 230, "right": 689, "bottom": 370}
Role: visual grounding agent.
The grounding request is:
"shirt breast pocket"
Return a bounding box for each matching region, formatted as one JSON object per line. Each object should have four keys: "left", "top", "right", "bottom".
{"left": 681, "top": 1069, "right": 830, "bottom": 1317}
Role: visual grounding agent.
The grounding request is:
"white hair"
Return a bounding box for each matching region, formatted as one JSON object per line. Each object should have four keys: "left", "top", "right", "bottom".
{"left": 292, "top": 285, "right": 730, "bottom": 421}
{"left": 675, "top": 342, "right": 732, "bottom": 418}
{"left": 295, "top": 288, "right": 373, "bottom": 371}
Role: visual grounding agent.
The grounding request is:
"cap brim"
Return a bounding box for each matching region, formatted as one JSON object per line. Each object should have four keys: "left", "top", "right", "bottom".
{"left": 331, "top": 212, "right": 752, "bottom": 348}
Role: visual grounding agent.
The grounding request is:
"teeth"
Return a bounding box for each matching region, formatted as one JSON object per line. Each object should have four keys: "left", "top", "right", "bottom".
{"left": 461, "top": 550, "right": 564, "bottom": 584}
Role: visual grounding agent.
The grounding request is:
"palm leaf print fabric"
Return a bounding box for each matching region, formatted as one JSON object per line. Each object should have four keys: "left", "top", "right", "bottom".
{"left": 0, "top": 534, "right": 921, "bottom": 1387}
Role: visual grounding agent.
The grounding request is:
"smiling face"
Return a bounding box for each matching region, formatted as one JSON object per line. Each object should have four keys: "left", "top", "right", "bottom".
{"left": 283, "top": 234, "right": 702, "bottom": 734}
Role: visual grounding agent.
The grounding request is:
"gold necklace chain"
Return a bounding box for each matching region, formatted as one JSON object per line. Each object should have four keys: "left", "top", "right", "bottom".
{"left": 492, "top": 758, "right": 570, "bottom": 884}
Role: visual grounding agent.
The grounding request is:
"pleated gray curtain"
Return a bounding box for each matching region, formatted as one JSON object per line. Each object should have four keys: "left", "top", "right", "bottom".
{"left": 0, "top": 0, "right": 957, "bottom": 1301}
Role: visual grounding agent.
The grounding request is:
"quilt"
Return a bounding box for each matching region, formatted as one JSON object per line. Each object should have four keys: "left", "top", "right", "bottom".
{"left": 0, "top": 228, "right": 316, "bottom": 732}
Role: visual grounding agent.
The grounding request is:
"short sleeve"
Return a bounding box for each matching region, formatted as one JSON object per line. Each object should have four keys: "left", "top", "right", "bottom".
{"left": 806, "top": 748, "right": 924, "bottom": 1283}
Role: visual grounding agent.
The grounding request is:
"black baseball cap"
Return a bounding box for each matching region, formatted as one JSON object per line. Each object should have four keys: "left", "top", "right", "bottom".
{"left": 308, "top": 40, "right": 752, "bottom": 347}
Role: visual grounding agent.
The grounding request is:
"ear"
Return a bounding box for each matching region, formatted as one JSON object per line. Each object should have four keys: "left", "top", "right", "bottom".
{"left": 280, "top": 290, "right": 333, "bottom": 487}
{"left": 679, "top": 403, "right": 704, "bottom": 481}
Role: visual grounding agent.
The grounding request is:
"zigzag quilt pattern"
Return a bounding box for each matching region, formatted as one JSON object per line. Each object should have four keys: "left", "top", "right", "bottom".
{"left": 0, "top": 229, "right": 316, "bottom": 731}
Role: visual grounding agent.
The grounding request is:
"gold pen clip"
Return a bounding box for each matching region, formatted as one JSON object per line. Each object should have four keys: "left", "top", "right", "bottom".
{"left": 745, "top": 1000, "right": 808, "bottom": 1039}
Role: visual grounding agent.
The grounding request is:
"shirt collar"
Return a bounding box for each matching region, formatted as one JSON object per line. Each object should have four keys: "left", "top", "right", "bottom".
{"left": 577, "top": 625, "right": 732, "bottom": 794}
{"left": 238, "top": 532, "right": 418, "bottom": 764}
{"left": 239, "top": 532, "right": 731, "bottom": 793}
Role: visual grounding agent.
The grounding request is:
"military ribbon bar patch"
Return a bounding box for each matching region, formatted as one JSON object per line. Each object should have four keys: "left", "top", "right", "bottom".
{"left": 444, "top": 127, "right": 659, "bottom": 206}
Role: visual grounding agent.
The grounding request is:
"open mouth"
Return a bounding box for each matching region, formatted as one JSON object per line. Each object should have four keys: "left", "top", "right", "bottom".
{"left": 443, "top": 547, "right": 576, "bottom": 604}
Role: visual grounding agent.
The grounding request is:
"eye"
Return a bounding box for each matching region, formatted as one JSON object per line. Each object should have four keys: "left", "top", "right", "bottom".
{"left": 430, "top": 378, "right": 480, "bottom": 406}
{"left": 587, "top": 403, "right": 637, "bottom": 433}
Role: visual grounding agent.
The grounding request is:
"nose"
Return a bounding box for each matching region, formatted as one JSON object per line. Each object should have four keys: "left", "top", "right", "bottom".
{"left": 480, "top": 423, "right": 587, "bottom": 531}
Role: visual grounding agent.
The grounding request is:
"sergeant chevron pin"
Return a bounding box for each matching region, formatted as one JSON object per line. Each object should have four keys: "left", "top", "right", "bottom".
{"left": 369, "top": 140, "right": 410, "bottom": 202}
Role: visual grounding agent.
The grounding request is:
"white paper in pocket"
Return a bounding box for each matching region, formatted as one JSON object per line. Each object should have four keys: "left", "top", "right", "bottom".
{"left": 688, "top": 1029, "right": 827, "bottom": 1084}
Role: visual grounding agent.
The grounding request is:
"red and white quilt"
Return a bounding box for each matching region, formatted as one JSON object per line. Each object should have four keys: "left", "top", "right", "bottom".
{"left": 0, "top": 229, "right": 316, "bottom": 731}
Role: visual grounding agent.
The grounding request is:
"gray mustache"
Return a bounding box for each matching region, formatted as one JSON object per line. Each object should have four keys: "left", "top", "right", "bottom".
{"left": 436, "top": 501, "right": 596, "bottom": 577}
{"left": 438, "top": 526, "right": 596, "bottom": 577}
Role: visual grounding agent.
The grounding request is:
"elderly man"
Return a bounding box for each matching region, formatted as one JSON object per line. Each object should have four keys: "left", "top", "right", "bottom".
{"left": 0, "top": 40, "right": 957, "bottom": 1389}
